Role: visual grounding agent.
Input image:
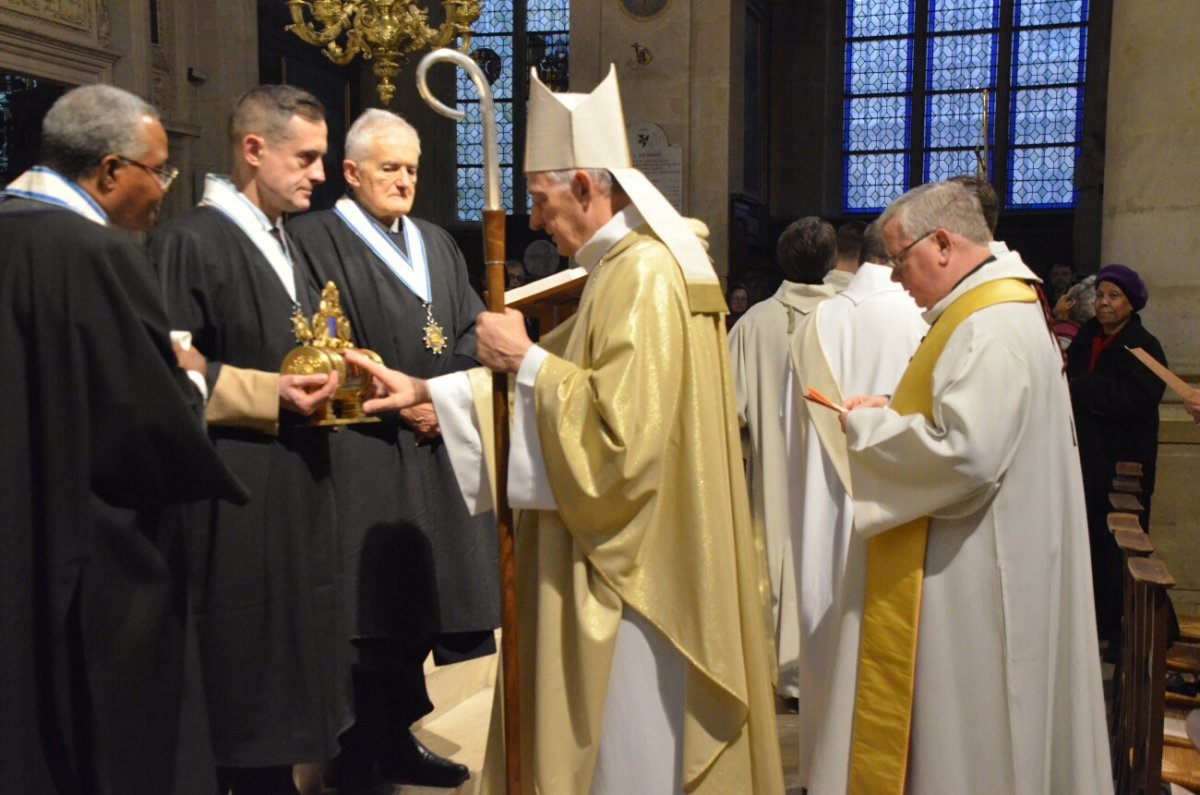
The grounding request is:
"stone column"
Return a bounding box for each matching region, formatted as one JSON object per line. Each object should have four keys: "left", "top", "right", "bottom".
{"left": 183, "top": 0, "right": 259, "bottom": 193}
{"left": 1103, "top": 0, "right": 1200, "bottom": 602}
{"left": 1102, "top": 0, "right": 1200, "bottom": 375}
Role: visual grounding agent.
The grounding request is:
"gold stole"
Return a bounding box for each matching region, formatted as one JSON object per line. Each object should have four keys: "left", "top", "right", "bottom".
{"left": 847, "top": 278, "right": 1036, "bottom": 795}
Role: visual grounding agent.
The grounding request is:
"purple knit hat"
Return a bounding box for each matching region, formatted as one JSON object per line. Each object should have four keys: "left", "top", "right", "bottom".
{"left": 1096, "top": 263, "right": 1148, "bottom": 311}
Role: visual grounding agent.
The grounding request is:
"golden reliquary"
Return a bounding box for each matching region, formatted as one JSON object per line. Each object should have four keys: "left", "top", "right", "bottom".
{"left": 280, "top": 281, "right": 383, "bottom": 427}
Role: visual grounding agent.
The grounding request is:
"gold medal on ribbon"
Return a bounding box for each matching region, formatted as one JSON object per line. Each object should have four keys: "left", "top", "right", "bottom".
{"left": 423, "top": 303, "right": 446, "bottom": 355}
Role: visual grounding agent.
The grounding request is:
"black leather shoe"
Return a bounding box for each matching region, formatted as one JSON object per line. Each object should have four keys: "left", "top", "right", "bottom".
{"left": 377, "top": 731, "right": 470, "bottom": 789}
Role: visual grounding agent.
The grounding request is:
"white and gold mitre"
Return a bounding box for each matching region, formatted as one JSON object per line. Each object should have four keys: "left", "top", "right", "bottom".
{"left": 525, "top": 67, "right": 726, "bottom": 314}
{"left": 524, "top": 65, "right": 631, "bottom": 171}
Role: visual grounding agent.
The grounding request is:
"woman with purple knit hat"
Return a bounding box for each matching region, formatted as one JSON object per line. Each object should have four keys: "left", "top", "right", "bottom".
{"left": 1066, "top": 264, "right": 1166, "bottom": 657}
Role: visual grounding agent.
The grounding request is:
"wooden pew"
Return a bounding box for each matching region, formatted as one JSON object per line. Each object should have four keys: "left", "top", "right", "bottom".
{"left": 1115, "top": 556, "right": 1200, "bottom": 793}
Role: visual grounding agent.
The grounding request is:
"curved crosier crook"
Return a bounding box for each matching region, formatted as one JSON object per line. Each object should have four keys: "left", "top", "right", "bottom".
{"left": 416, "top": 48, "right": 501, "bottom": 214}
{"left": 415, "top": 46, "right": 522, "bottom": 795}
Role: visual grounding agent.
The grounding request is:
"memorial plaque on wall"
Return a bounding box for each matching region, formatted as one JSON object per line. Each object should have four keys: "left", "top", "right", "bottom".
{"left": 627, "top": 121, "right": 682, "bottom": 212}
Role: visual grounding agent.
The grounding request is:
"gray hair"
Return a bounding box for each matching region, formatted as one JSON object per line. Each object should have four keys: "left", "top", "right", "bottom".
{"left": 948, "top": 174, "right": 1000, "bottom": 235}
{"left": 40, "top": 84, "right": 159, "bottom": 180}
{"left": 538, "top": 168, "right": 623, "bottom": 197}
{"left": 1066, "top": 275, "right": 1097, "bottom": 326}
{"left": 878, "top": 181, "right": 991, "bottom": 246}
{"left": 229, "top": 84, "right": 325, "bottom": 146}
{"left": 345, "top": 108, "right": 421, "bottom": 164}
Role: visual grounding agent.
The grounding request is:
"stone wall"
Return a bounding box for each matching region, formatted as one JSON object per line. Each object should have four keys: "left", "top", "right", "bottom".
{"left": 0, "top": 0, "right": 258, "bottom": 219}
{"left": 158, "top": 0, "right": 258, "bottom": 215}
{"left": 1102, "top": 0, "right": 1200, "bottom": 376}
{"left": 1155, "top": 415, "right": 1200, "bottom": 598}
{"left": 0, "top": 0, "right": 117, "bottom": 86}
{"left": 572, "top": 0, "right": 733, "bottom": 278}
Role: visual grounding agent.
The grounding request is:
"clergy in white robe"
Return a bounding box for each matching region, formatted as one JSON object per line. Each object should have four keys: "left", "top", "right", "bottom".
{"left": 728, "top": 216, "right": 837, "bottom": 696}
{"left": 784, "top": 224, "right": 925, "bottom": 787}
{"left": 348, "top": 66, "right": 784, "bottom": 795}
{"left": 822, "top": 268, "right": 854, "bottom": 292}
{"left": 821, "top": 181, "right": 1111, "bottom": 794}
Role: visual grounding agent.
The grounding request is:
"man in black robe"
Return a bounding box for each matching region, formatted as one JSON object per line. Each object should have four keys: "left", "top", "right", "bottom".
{"left": 1, "top": 84, "right": 247, "bottom": 795}
{"left": 148, "top": 85, "right": 350, "bottom": 795}
{"left": 288, "top": 109, "right": 498, "bottom": 791}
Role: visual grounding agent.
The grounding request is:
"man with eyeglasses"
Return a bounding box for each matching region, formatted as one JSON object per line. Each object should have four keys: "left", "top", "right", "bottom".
{"left": 0, "top": 84, "right": 248, "bottom": 794}
{"left": 813, "top": 180, "right": 1112, "bottom": 794}
{"left": 149, "top": 84, "right": 349, "bottom": 795}
{"left": 117, "top": 153, "right": 179, "bottom": 189}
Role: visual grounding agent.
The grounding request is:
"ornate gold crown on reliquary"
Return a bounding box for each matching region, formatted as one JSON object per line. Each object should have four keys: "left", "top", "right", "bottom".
{"left": 281, "top": 281, "right": 383, "bottom": 427}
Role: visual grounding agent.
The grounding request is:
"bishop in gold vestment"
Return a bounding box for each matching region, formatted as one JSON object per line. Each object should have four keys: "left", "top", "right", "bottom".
{"left": 349, "top": 66, "right": 783, "bottom": 794}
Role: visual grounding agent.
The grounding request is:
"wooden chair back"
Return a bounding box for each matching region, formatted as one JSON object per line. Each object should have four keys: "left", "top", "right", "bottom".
{"left": 1111, "top": 523, "right": 1153, "bottom": 772}
{"left": 1115, "top": 461, "right": 1145, "bottom": 479}
{"left": 1115, "top": 556, "right": 1174, "bottom": 794}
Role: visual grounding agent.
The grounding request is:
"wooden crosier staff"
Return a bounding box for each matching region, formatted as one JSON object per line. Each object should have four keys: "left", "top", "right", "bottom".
{"left": 416, "top": 49, "right": 521, "bottom": 795}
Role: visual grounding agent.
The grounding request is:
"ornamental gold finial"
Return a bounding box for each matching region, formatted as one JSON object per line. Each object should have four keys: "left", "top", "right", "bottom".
{"left": 285, "top": 0, "right": 481, "bottom": 105}
{"left": 281, "top": 281, "right": 384, "bottom": 427}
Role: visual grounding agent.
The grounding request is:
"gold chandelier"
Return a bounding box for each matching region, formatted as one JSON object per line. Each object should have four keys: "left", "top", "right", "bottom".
{"left": 285, "top": 0, "right": 481, "bottom": 105}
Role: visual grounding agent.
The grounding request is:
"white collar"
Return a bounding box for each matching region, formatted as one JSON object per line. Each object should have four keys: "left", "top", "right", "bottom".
{"left": 838, "top": 261, "right": 910, "bottom": 305}
{"left": 201, "top": 174, "right": 283, "bottom": 235}
{"left": 333, "top": 197, "right": 431, "bottom": 303}
{"left": 572, "top": 203, "right": 646, "bottom": 272}
{"left": 3, "top": 166, "right": 108, "bottom": 225}
{"left": 200, "top": 174, "right": 296, "bottom": 303}
{"left": 822, "top": 268, "right": 855, "bottom": 291}
{"left": 772, "top": 279, "right": 837, "bottom": 313}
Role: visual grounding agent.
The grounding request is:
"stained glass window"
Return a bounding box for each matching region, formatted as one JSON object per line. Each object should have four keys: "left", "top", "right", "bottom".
{"left": 456, "top": 0, "right": 569, "bottom": 222}
{"left": 929, "top": 0, "right": 998, "bottom": 31}
{"left": 1008, "top": 0, "right": 1087, "bottom": 208}
{"left": 848, "top": 0, "right": 911, "bottom": 38}
{"left": 527, "top": 0, "right": 569, "bottom": 31}
{"left": 842, "top": 0, "right": 1088, "bottom": 213}
{"left": 842, "top": 0, "right": 913, "bottom": 213}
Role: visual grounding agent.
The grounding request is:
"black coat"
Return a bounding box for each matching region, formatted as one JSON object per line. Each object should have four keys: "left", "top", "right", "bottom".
{"left": 0, "top": 198, "right": 246, "bottom": 794}
{"left": 287, "top": 210, "right": 499, "bottom": 648}
{"left": 149, "top": 207, "right": 351, "bottom": 766}
{"left": 1066, "top": 314, "right": 1166, "bottom": 494}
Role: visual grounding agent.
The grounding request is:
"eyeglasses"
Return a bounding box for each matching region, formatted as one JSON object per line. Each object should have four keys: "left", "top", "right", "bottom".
{"left": 887, "top": 229, "right": 937, "bottom": 270}
{"left": 116, "top": 155, "right": 179, "bottom": 191}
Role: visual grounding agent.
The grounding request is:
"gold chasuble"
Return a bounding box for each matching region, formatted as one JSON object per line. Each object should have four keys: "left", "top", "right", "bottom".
{"left": 480, "top": 225, "right": 783, "bottom": 794}
{"left": 847, "top": 279, "right": 1036, "bottom": 795}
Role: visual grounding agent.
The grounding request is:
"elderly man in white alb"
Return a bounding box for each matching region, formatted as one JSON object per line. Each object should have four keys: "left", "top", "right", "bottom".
{"left": 350, "top": 67, "right": 783, "bottom": 794}
{"left": 816, "top": 181, "right": 1111, "bottom": 795}
{"left": 782, "top": 220, "right": 925, "bottom": 790}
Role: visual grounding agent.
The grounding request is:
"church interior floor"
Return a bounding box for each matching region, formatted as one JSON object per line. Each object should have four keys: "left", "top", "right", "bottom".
{"left": 304, "top": 681, "right": 806, "bottom": 794}
{"left": 303, "top": 633, "right": 1157, "bottom": 794}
